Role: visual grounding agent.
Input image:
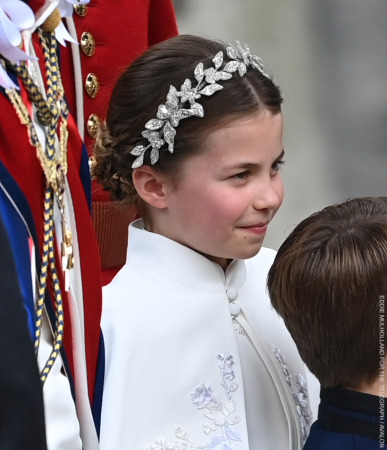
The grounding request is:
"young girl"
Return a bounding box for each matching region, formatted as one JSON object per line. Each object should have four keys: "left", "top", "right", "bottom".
{"left": 94, "top": 34, "right": 313, "bottom": 449}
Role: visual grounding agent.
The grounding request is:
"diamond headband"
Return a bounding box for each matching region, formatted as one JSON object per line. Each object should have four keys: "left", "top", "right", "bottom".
{"left": 130, "top": 41, "right": 269, "bottom": 169}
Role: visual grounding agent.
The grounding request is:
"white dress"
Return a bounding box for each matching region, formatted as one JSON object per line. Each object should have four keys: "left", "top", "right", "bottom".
{"left": 100, "top": 219, "right": 313, "bottom": 450}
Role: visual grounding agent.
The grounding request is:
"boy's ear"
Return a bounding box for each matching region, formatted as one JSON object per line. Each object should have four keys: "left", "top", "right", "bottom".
{"left": 132, "top": 166, "right": 168, "bottom": 209}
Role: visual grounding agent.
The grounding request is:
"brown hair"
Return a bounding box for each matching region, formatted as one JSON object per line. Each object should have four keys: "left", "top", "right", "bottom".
{"left": 93, "top": 34, "right": 283, "bottom": 207}
{"left": 267, "top": 197, "right": 387, "bottom": 388}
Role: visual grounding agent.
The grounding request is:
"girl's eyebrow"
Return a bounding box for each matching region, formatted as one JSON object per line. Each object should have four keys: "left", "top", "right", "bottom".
{"left": 227, "top": 149, "right": 285, "bottom": 170}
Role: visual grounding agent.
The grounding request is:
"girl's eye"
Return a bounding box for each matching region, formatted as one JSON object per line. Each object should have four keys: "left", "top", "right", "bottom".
{"left": 272, "top": 160, "right": 285, "bottom": 172}
{"left": 231, "top": 170, "right": 250, "bottom": 180}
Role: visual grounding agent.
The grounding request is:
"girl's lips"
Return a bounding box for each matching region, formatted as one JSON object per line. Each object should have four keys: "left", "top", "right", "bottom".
{"left": 240, "top": 223, "right": 269, "bottom": 234}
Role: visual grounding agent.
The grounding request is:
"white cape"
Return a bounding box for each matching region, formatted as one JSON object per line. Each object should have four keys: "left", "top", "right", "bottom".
{"left": 100, "top": 219, "right": 313, "bottom": 449}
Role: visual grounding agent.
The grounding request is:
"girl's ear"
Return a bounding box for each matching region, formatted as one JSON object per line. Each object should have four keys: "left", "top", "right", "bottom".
{"left": 132, "top": 166, "right": 168, "bottom": 209}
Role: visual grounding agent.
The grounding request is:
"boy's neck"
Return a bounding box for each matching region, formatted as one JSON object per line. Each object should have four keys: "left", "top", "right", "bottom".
{"left": 349, "top": 376, "right": 386, "bottom": 397}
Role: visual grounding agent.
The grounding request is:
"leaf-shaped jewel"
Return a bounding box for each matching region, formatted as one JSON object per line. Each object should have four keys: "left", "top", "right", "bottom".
{"left": 223, "top": 61, "right": 239, "bottom": 73}
{"left": 171, "top": 108, "right": 194, "bottom": 127}
{"left": 242, "top": 45, "right": 251, "bottom": 65}
{"left": 130, "top": 144, "right": 146, "bottom": 156}
{"left": 194, "top": 62, "right": 204, "bottom": 83}
{"left": 199, "top": 83, "right": 223, "bottom": 96}
{"left": 163, "top": 121, "right": 176, "bottom": 152}
{"left": 226, "top": 45, "right": 237, "bottom": 59}
{"left": 212, "top": 51, "right": 223, "bottom": 69}
{"left": 235, "top": 41, "right": 245, "bottom": 59}
{"left": 251, "top": 55, "right": 269, "bottom": 77}
{"left": 181, "top": 109, "right": 195, "bottom": 119}
{"left": 163, "top": 121, "right": 176, "bottom": 140}
{"left": 237, "top": 63, "right": 247, "bottom": 77}
{"left": 166, "top": 85, "right": 179, "bottom": 106}
{"left": 216, "top": 71, "right": 232, "bottom": 81}
{"left": 145, "top": 118, "right": 164, "bottom": 130}
{"left": 169, "top": 110, "right": 182, "bottom": 127}
{"left": 142, "top": 130, "right": 155, "bottom": 139}
{"left": 131, "top": 153, "right": 144, "bottom": 169}
{"left": 190, "top": 103, "right": 204, "bottom": 118}
{"left": 251, "top": 54, "right": 263, "bottom": 70}
{"left": 150, "top": 147, "right": 159, "bottom": 165}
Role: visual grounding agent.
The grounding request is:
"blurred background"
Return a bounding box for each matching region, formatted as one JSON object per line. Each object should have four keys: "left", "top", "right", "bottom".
{"left": 172, "top": 0, "right": 387, "bottom": 249}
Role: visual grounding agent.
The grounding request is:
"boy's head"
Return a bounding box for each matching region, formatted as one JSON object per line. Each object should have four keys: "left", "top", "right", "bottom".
{"left": 267, "top": 197, "right": 387, "bottom": 389}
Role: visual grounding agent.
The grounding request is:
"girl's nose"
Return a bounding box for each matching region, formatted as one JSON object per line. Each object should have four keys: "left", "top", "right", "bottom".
{"left": 252, "top": 177, "right": 284, "bottom": 211}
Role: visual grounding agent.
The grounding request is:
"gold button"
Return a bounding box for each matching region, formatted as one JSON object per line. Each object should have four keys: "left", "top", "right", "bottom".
{"left": 87, "top": 113, "right": 101, "bottom": 138}
{"left": 85, "top": 73, "right": 99, "bottom": 98}
{"left": 74, "top": 4, "right": 88, "bottom": 17}
{"left": 89, "top": 155, "right": 97, "bottom": 179}
{"left": 80, "top": 31, "right": 96, "bottom": 57}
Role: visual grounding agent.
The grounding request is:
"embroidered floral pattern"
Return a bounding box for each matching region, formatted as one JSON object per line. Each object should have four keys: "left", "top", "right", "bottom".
{"left": 142, "top": 353, "right": 243, "bottom": 450}
{"left": 273, "top": 347, "right": 312, "bottom": 444}
{"left": 232, "top": 321, "right": 247, "bottom": 336}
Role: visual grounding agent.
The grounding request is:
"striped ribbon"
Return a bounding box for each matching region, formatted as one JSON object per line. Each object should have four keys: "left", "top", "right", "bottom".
{"left": 7, "top": 30, "right": 69, "bottom": 384}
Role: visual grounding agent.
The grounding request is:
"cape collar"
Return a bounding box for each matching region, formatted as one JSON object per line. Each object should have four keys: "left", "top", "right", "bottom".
{"left": 125, "top": 219, "right": 247, "bottom": 293}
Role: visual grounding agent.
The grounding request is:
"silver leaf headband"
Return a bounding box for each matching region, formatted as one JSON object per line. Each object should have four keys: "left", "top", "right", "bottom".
{"left": 130, "top": 41, "right": 269, "bottom": 169}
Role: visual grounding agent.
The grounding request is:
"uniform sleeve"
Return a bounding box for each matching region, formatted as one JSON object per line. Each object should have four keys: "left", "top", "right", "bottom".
{"left": 0, "top": 212, "right": 47, "bottom": 450}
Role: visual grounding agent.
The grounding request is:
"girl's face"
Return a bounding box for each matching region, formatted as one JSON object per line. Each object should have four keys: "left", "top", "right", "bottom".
{"left": 155, "top": 112, "right": 285, "bottom": 269}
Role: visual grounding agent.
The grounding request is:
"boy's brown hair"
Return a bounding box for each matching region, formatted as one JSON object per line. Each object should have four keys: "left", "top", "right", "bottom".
{"left": 267, "top": 197, "right": 387, "bottom": 388}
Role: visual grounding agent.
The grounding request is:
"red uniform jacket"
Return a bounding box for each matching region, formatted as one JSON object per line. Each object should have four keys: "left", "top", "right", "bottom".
{"left": 60, "top": 0, "right": 179, "bottom": 282}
